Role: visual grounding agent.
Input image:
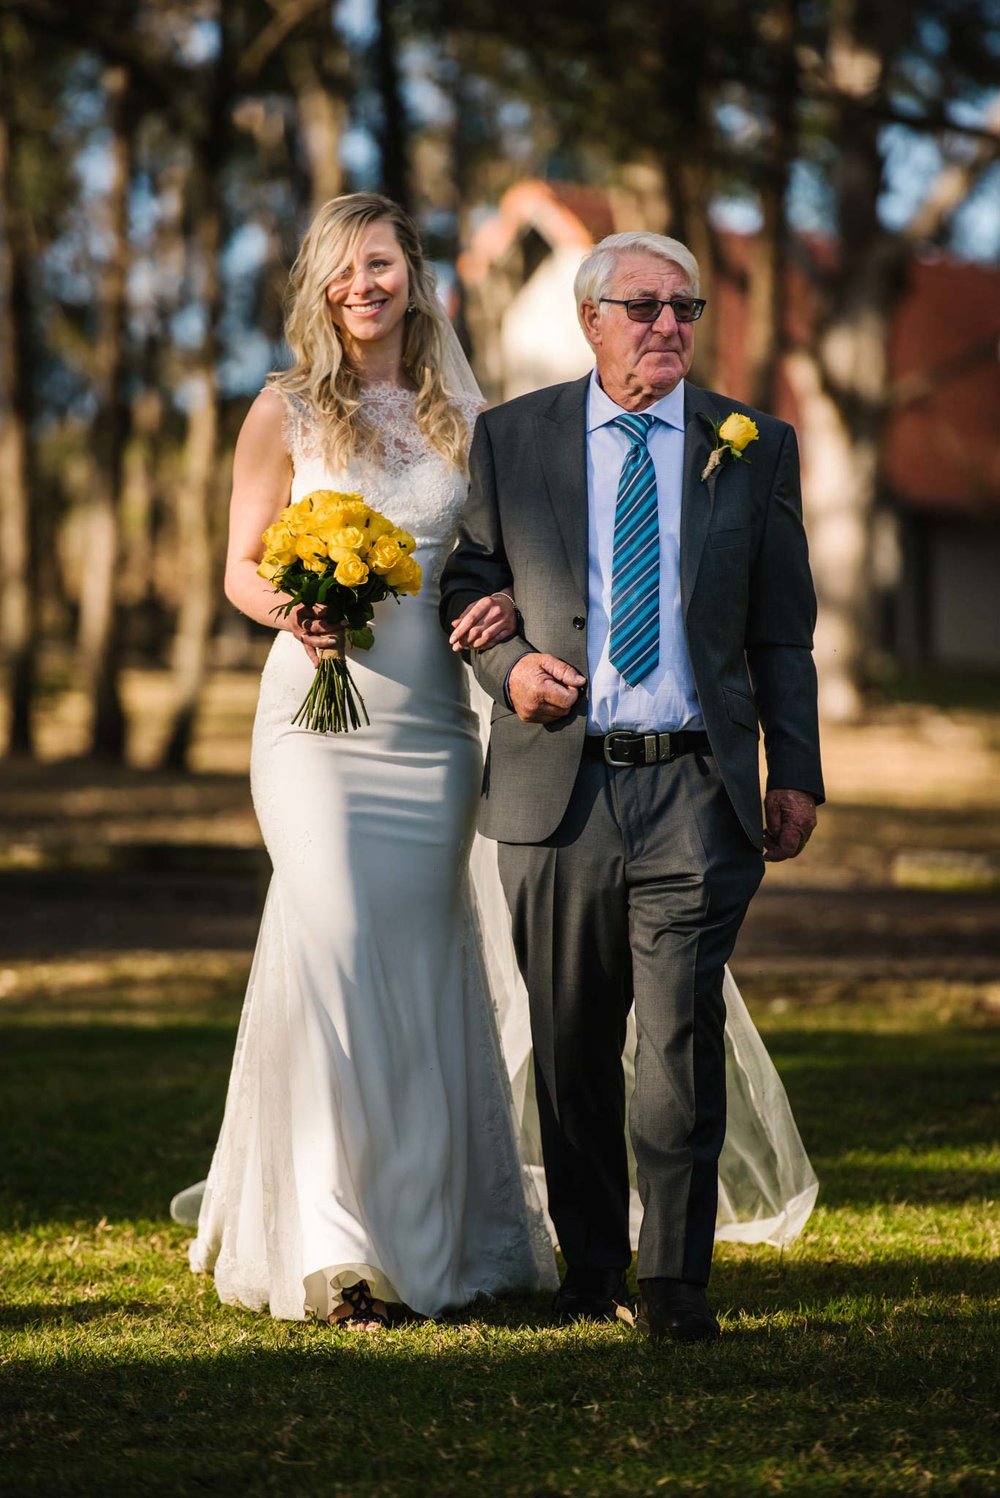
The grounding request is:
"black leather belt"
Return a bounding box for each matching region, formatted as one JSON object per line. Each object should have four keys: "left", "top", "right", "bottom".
{"left": 584, "top": 729, "right": 712, "bottom": 767}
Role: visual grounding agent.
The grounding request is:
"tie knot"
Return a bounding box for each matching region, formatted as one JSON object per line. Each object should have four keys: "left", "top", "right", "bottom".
{"left": 613, "top": 412, "right": 654, "bottom": 446}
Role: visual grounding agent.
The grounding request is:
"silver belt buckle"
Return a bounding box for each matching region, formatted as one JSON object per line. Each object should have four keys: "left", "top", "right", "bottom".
{"left": 657, "top": 732, "right": 675, "bottom": 763}
{"left": 603, "top": 731, "right": 635, "bottom": 767}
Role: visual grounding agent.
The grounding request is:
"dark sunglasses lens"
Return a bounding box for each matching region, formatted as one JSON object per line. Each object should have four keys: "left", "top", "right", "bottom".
{"left": 671, "top": 299, "right": 702, "bottom": 322}
{"left": 625, "top": 299, "right": 661, "bottom": 322}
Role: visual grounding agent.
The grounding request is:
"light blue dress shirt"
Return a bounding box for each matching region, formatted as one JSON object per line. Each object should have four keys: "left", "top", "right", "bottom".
{"left": 585, "top": 369, "right": 703, "bottom": 734}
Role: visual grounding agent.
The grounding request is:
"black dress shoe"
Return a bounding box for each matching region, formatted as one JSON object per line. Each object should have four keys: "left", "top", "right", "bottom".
{"left": 638, "top": 1279, "right": 721, "bottom": 1343}
{"left": 553, "top": 1268, "right": 633, "bottom": 1324}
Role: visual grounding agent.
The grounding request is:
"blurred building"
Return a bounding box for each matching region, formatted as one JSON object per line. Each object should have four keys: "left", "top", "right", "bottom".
{"left": 458, "top": 181, "right": 1000, "bottom": 670}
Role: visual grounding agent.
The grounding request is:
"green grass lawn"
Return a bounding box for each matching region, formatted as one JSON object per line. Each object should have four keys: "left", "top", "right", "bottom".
{"left": 1, "top": 962, "right": 998, "bottom": 1496}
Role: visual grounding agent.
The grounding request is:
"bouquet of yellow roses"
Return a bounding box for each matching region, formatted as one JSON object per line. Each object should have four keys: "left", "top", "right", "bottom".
{"left": 257, "top": 489, "right": 421, "bottom": 733}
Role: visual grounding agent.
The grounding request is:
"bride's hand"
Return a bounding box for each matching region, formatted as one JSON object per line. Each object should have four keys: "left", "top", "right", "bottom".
{"left": 449, "top": 593, "right": 518, "bottom": 652}
{"left": 292, "top": 604, "right": 346, "bottom": 667}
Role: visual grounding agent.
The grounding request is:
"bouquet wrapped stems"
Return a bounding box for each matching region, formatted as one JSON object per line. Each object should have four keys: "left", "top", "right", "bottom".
{"left": 292, "top": 637, "right": 370, "bottom": 733}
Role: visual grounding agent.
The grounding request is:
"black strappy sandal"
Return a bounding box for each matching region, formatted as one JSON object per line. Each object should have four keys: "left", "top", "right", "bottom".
{"left": 333, "top": 1280, "right": 390, "bottom": 1330}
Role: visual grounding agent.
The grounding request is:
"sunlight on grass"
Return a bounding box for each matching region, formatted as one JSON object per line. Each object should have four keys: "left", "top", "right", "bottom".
{"left": 2, "top": 974, "right": 998, "bottom": 1495}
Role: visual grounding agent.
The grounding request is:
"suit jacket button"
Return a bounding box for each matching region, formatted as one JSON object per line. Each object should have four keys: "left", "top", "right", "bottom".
{"left": 572, "top": 616, "right": 586, "bottom": 630}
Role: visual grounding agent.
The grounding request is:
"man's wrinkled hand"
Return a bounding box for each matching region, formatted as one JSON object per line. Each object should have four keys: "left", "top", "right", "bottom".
{"left": 508, "top": 653, "right": 586, "bottom": 724}
{"left": 763, "top": 788, "right": 818, "bottom": 862}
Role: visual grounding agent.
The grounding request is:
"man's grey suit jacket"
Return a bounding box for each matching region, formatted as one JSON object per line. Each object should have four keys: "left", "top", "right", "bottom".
{"left": 439, "top": 374, "right": 824, "bottom": 848}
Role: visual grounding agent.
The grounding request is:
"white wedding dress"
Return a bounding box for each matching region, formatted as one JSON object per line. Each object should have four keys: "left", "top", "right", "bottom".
{"left": 174, "top": 383, "right": 816, "bottom": 1322}
{"left": 182, "top": 385, "right": 556, "bottom": 1321}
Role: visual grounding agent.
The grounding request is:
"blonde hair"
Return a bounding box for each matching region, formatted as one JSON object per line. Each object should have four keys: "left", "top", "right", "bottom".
{"left": 267, "top": 193, "right": 470, "bottom": 470}
{"left": 574, "top": 232, "right": 701, "bottom": 333}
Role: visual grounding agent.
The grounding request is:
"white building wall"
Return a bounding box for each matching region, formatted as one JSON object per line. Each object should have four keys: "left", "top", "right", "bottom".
{"left": 499, "top": 247, "right": 594, "bottom": 400}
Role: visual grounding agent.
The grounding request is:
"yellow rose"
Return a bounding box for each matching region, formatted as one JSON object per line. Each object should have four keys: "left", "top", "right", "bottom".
{"left": 333, "top": 553, "right": 370, "bottom": 588}
{"left": 260, "top": 521, "right": 297, "bottom": 564}
{"left": 368, "top": 535, "right": 404, "bottom": 574}
{"left": 336, "top": 499, "right": 371, "bottom": 530}
{"left": 256, "top": 555, "right": 281, "bottom": 580}
{"left": 284, "top": 498, "right": 319, "bottom": 533}
{"left": 718, "top": 412, "right": 759, "bottom": 452}
{"left": 365, "top": 510, "right": 394, "bottom": 541}
{"left": 390, "top": 528, "right": 417, "bottom": 554}
{"left": 385, "top": 555, "right": 422, "bottom": 595}
{"left": 295, "top": 533, "right": 327, "bottom": 572}
{"left": 330, "top": 526, "right": 366, "bottom": 553}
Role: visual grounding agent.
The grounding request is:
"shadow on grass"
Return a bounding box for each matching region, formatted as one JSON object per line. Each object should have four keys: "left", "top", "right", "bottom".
{"left": 0, "top": 1300, "right": 161, "bottom": 1330}
{"left": 3, "top": 1299, "right": 998, "bottom": 1497}
{"left": 2, "top": 1021, "right": 998, "bottom": 1226}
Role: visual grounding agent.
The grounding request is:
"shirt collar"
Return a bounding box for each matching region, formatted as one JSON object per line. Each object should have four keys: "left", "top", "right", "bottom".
{"left": 586, "top": 367, "right": 686, "bottom": 434}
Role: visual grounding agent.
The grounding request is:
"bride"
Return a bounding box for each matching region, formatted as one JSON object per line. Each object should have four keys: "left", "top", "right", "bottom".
{"left": 172, "top": 192, "right": 815, "bottom": 1329}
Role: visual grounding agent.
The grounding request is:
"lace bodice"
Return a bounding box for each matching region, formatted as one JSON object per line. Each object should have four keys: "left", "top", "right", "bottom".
{"left": 280, "top": 385, "right": 483, "bottom": 588}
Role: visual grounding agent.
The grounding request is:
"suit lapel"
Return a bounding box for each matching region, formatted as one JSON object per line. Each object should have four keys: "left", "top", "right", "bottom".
{"left": 535, "top": 375, "right": 590, "bottom": 606}
{"left": 679, "top": 383, "right": 719, "bottom": 617}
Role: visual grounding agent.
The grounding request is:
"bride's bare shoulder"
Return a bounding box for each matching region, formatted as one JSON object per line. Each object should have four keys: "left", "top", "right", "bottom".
{"left": 233, "top": 388, "right": 293, "bottom": 472}
{"left": 246, "top": 387, "right": 288, "bottom": 433}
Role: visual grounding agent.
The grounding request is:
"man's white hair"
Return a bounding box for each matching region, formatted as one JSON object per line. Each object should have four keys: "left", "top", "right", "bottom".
{"left": 574, "top": 232, "right": 701, "bottom": 330}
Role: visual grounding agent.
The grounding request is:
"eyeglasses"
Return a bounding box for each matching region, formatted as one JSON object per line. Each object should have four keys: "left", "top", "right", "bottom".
{"left": 598, "top": 296, "right": 706, "bottom": 324}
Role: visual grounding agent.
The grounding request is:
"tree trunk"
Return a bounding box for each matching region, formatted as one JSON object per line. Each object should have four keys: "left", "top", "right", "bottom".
{"left": 285, "top": 34, "right": 348, "bottom": 213}
{"left": 78, "top": 61, "right": 131, "bottom": 760}
{"left": 745, "top": 0, "right": 796, "bottom": 411}
{"left": 375, "top": 0, "right": 410, "bottom": 210}
{"left": 655, "top": 3, "right": 719, "bottom": 385}
{"left": 779, "top": 3, "right": 888, "bottom": 719}
{"left": 0, "top": 58, "right": 36, "bottom": 757}
{"left": 785, "top": 343, "right": 884, "bottom": 722}
{"left": 160, "top": 4, "right": 233, "bottom": 770}
{"left": 161, "top": 366, "right": 218, "bottom": 769}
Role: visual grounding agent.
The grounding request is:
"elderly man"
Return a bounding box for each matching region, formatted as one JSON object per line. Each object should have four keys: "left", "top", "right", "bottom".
{"left": 440, "top": 231, "right": 823, "bottom": 1342}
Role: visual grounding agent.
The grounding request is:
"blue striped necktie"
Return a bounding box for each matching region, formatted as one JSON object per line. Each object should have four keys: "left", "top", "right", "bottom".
{"left": 609, "top": 412, "right": 659, "bottom": 686}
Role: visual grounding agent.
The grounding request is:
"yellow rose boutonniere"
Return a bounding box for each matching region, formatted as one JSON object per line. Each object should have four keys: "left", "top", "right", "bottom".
{"left": 701, "top": 411, "right": 759, "bottom": 482}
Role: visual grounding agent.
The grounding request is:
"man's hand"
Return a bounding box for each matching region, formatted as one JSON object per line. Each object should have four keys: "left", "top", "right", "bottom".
{"left": 763, "top": 789, "right": 818, "bottom": 862}
{"left": 508, "top": 653, "right": 586, "bottom": 723}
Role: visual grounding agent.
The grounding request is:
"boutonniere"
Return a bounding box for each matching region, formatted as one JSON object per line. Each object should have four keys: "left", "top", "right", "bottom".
{"left": 700, "top": 412, "right": 759, "bottom": 482}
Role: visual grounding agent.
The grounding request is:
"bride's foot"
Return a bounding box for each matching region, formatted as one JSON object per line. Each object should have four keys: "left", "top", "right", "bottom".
{"left": 328, "top": 1281, "right": 390, "bottom": 1331}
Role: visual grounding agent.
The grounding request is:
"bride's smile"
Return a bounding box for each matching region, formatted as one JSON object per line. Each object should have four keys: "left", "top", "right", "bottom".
{"left": 325, "top": 223, "right": 410, "bottom": 355}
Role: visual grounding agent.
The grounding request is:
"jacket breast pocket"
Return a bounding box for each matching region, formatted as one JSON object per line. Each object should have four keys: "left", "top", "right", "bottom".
{"left": 708, "top": 526, "right": 751, "bottom": 550}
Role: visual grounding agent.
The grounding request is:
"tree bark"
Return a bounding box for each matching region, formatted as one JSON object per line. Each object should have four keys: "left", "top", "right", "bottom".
{"left": 284, "top": 32, "right": 348, "bottom": 212}
{"left": 0, "top": 46, "right": 37, "bottom": 757}
{"left": 78, "top": 61, "right": 131, "bottom": 760}
{"left": 375, "top": 0, "right": 410, "bottom": 210}
{"left": 655, "top": 2, "right": 719, "bottom": 386}
{"left": 745, "top": 0, "right": 797, "bottom": 411}
{"left": 160, "top": 3, "right": 234, "bottom": 770}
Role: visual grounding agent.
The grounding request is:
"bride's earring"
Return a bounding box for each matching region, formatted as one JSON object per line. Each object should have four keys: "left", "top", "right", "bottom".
{"left": 406, "top": 301, "right": 416, "bottom": 313}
